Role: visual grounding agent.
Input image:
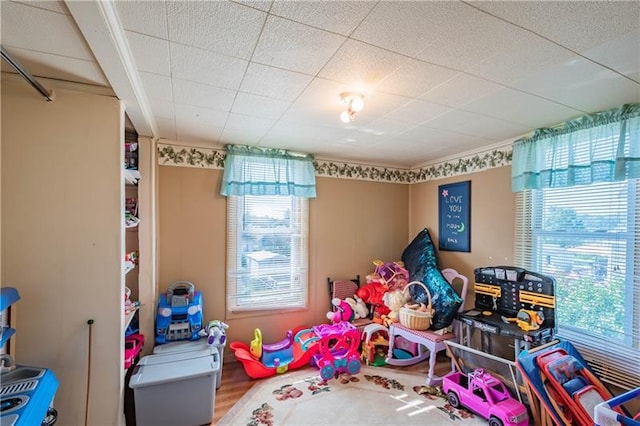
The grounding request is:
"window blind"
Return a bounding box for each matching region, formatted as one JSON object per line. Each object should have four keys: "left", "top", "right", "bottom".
{"left": 227, "top": 195, "right": 308, "bottom": 312}
{"left": 515, "top": 180, "right": 640, "bottom": 390}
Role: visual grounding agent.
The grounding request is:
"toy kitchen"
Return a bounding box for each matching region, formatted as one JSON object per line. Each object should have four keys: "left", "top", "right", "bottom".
{"left": 1, "top": 287, "right": 59, "bottom": 426}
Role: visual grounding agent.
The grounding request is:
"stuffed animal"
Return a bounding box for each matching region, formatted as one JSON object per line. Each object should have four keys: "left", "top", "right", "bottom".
{"left": 356, "top": 280, "right": 390, "bottom": 323}
{"left": 327, "top": 298, "right": 355, "bottom": 323}
{"left": 382, "top": 289, "right": 407, "bottom": 326}
{"left": 200, "top": 319, "right": 229, "bottom": 345}
{"left": 347, "top": 295, "right": 369, "bottom": 319}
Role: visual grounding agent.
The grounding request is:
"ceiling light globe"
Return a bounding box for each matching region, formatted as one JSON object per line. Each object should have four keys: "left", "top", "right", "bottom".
{"left": 350, "top": 96, "right": 364, "bottom": 112}
{"left": 340, "top": 110, "right": 352, "bottom": 123}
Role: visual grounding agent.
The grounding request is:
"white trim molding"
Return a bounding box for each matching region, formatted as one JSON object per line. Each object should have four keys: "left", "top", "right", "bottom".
{"left": 157, "top": 143, "right": 512, "bottom": 183}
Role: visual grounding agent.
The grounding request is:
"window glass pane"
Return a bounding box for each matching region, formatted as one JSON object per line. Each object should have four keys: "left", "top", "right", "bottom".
{"left": 516, "top": 179, "right": 640, "bottom": 389}
{"left": 227, "top": 195, "right": 308, "bottom": 311}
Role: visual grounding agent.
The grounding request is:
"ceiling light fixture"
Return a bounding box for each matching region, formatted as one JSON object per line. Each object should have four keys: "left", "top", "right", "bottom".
{"left": 339, "top": 92, "right": 364, "bottom": 123}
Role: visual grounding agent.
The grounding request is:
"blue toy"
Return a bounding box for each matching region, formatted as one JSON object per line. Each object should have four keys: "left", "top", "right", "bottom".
{"left": 155, "top": 281, "right": 203, "bottom": 344}
{"left": 199, "top": 320, "right": 229, "bottom": 345}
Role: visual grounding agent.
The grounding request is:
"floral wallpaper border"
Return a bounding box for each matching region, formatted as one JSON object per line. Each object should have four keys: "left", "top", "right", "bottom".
{"left": 157, "top": 143, "right": 512, "bottom": 183}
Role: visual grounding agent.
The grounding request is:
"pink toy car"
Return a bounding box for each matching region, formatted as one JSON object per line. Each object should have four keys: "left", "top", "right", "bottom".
{"left": 442, "top": 368, "right": 529, "bottom": 426}
{"left": 124, "top": 333, "right": 144, "bottom": 369}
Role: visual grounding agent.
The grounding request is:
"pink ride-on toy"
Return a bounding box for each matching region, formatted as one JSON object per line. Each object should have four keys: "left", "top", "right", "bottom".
{"left": 298, "top": 321, "right": 361, "bottom": 381}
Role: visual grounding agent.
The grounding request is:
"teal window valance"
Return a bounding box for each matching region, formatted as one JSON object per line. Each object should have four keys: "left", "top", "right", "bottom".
{"left": 220, "top": 144, "right": 317, "bottom": 198}
{"left": 512, "top": 103, "right": 640, "bottom": 192}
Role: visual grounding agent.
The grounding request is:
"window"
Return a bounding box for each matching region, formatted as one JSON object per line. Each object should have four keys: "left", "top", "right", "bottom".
{"left": 227, "top": 195, "right": 308, "bottom": 312}
{"left": 515, "top": 179, "right": 640, "bottom": 389}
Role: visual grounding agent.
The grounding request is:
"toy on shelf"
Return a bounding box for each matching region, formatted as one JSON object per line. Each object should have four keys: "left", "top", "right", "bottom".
{"left": 124, "top": 333, "right": 145, "bottom": 369}
{"left": 442, "top": 368, "right": 529, "bottom": 426}
{"left": 155, "top": 281, "right": 203, "bottom": 344}
{"left": 360, "top": 323, "right": 389, "bottom": 366}
{"left": 297, "top": 321, "right": 361, "bottom": 381}
{"left": 229, "top": 326, "right": 319, "bottom": 379}
{"left": 199, "top": 320, "right": 229, "bottom": 345}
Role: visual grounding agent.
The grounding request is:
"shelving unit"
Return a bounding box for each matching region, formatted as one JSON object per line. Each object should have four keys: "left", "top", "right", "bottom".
{"left": 123, "top": 132, "right": 141, "bottom": 424}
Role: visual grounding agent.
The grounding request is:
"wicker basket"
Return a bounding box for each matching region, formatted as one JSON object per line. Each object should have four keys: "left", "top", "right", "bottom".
{"left": 399, "top": 281, "right": 434, "bottom": 330}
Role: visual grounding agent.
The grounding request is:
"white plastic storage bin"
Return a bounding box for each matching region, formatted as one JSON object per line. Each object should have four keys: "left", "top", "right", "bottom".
{"left": 129, "top": 349, "right": 219, "bottom": 426}
{"left": 153, "top": 339, "right": 225, "bottom": 389}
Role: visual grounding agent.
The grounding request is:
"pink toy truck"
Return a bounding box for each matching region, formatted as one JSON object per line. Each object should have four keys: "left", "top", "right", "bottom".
{"left": 442, "top": 368, "right": 529, "bottom": 426}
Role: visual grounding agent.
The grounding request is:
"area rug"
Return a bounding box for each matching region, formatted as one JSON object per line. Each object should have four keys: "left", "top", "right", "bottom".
{"left": 217, "top": 366, "right": 486, "bottom": 425}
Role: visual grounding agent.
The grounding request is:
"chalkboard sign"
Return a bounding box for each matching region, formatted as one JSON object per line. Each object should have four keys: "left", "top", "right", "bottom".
{"left": 438, "top": 180, "right": 471, "bottom": 252}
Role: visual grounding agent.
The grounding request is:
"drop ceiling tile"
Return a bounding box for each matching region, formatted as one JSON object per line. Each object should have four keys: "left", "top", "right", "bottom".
{"left": 376, "top": 59, "right": 459, "bottom": 98}
{"left": 220, "top": 129, "right": 263, "bottom": 145}
{"left": 363, "top": 118, "right": 416, "bottom": 138}
{"left": 318, "top": 39, "right": 408, "bottom": 89}
{"left": 114, "top": 0, "right": 168, "bottom": 39}
{"left": 513, "top": 57, "right": 640, "bottom": 113}
{"left": 12, "top": 1, "right": 66, "bottom": 14}
{"left": 384, "top": 100, "right": 451, "bottom": 125}
{"left": 351, "top": 2, "right": 440, "bottom": 58}
{"left": 411, "top": 3, "right": 532, "bottom": 72}
{"left": 126, "top": 31, "right": 170, "bottom": 76}
{"left": 353, "top": 2, "right": 518, "bottom": 72}
{"left": 156, "top": 117, "right": 177, "bottom": 141}
{"left": 462, "top": 87, "right": 583, "bottom": 129}
{"left": 173, "top": 79, "right": 236, "bottom": 112}
{"left": 354, "top": 91, "right": 413, "bottom": 123}
{"left": 170, "top": 43, "right": 247, "bottom": 90}
{"left": 233, "top": 1, "right": 273, "bottom": 13}
{"left": 425, "top": 110, "right": 531, "bottom": 142}
{"left": 472, "top": 1, "right": 640, "bottom": 55}
{"left": 465, "top": 30, "right": 575, "bottom": 86}
{"left": 149, "top": 99, "right": 175, "bottom": 120}
{"left": 262, "top": 120, "right": 343, "bottom": 146}
{"left": 270, "top": 1, "right": 376, "bottom": 36}
{"left": 280, "top": 78, "right": 353, "bottom": 126}
{"left": 166, "top": 1, "right": 266, "bottom": 60}
{"left": 225, "top": 113, "right": 275, "bottom": 133}
{"left": 232, "top": 93, "right": 291, "bottom": 120}
{"left": 139, "top": 72, "right": 173, "bottom": 102}
{"left": 252, "top": 15, "right": 345, "bottom": 75}
{"left": 175, "top": 123, "right": 223, "bottom": 146}
{"left": 397, "top": 125, "right": 487, "bottom": 153}
{"left": 1, "top": 46, "right": 108, "bottom": 86}
{"left": 456, "top": 116, "right": 532, "bottom": 142}
{"left": 240, "top": 63, "right": 313, "bottom": 101}
{"left": 581, "top": 33, "right": 640, "bottom": 82}
{"left": 2, "top": 1, "right": 93, "bottom": 60}
{"left": 420, "top": 74, "right": 503, "bottom": 108}
{"left": 175, "top": 104, "right": 229, "bottom": 130}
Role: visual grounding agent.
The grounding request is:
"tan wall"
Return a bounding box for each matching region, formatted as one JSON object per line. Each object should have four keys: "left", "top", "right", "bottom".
{"left": 1, "top": 77, "right": 124, "bottom": 425}
{"left": 408, "top": 166, "right": 515, "bottom": 309}
{"left": 157, "top": 167, "right": 409, "bottom": 348}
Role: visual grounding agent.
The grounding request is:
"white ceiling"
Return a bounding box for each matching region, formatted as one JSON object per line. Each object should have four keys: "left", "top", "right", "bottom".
{"left": 2, "top": 1, "right": 639, "bottom": 168}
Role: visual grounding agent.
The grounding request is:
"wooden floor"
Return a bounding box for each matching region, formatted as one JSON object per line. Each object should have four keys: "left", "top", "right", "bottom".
{"left": 212, "top": 353, "right": 453, "bottom": 424}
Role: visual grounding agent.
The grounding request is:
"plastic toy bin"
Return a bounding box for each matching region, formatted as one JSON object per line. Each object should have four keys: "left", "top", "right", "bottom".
{"left": 153, "top": 339, "right": 225, "bottom": 389}
{"left": 129, "top": 349, "right": 219, "bottom": 426}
